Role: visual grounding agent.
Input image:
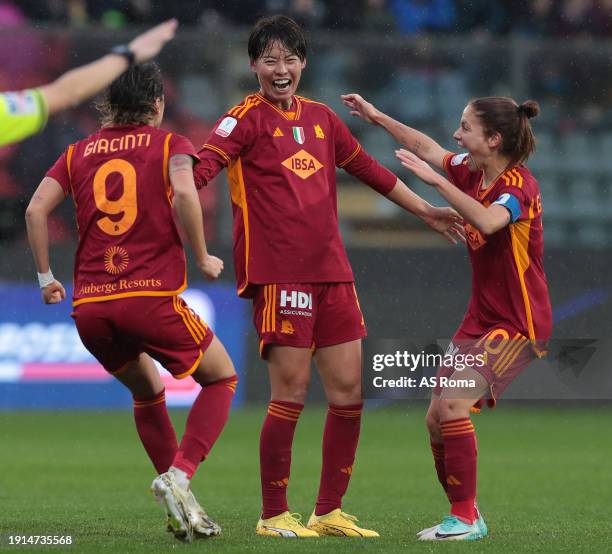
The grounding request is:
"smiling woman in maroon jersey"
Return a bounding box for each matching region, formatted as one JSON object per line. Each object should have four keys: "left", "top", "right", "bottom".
{"left": 195, "top": 15, "right": 464, "bottom": 539}
{"left": 342, "top": 93, "right": 552, "bottom": 541}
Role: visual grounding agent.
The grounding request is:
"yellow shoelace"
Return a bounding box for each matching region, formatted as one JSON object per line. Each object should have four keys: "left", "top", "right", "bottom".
{"left": 284, "top": 513, "right": 307, "bottom": 528}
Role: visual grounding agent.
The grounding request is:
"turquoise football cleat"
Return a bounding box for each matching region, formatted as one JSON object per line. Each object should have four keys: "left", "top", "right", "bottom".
{"left": 419, "top": 515, "right": 485, "bottom": 541}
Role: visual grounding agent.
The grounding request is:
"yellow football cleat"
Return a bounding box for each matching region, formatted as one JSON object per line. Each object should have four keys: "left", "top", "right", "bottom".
{"left": 307, "top": 509, "right": 380, "bottom": 537}
{"left": 256, "top": 511, "right": 319, "bottom": 538}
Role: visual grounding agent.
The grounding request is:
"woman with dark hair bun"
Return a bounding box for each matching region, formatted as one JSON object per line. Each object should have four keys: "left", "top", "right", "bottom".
{"left": 342, "top": 93, "right": 551, "bottom": 541}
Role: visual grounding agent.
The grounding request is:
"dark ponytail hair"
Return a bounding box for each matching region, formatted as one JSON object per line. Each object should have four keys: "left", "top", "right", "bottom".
{"left": 469, "top": 97, "right": 540, "bottom": 167}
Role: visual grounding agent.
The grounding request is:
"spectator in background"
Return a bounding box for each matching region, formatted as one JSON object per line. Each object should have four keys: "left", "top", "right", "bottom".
{"left": 454, "top": 0, "right": 510, "bottom": 36}
{"left": 555, "top": 0, "right": 593, "bottom": 37}
{"left": 389, "top": 0, "right": 455, "bottom": 35}
{"left": 518, "top": 0, "right": 560, "bottom": 36}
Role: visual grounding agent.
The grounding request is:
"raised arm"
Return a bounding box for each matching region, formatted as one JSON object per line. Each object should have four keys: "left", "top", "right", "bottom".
{"left": 169, "top": 154, "right": 223, "bottom": 280}
{"left": 38, "top": 19, "right": 177, "bottom": 115}
{"left": 341, "top": 93, "right": 450, "bottom": 169}
{"left": 396, "top": 149, "right": 510, "bottom": 235}
{"left": 25, "top": 177, "right": 67, "bottom": 304}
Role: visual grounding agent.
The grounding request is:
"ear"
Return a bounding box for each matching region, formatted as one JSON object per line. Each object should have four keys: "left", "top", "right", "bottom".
{"left": 488, "top": 132, "right": 502, "bottom": 149}
{"left": 250, "top": 60, "right": 257, "bottom": 73}
{"left": 301, "top": 57, "right": 307, "bottom": 70}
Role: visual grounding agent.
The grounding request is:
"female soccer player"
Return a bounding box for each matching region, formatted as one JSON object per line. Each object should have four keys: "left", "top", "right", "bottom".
{"left": 195, "top": 15, "right": 464, "bottom": 538}
{"left": 26, "top": 63, "right": 237, "bottom": 543}
{"left": 342, "top": 93, "right": 552, "bottom": 540}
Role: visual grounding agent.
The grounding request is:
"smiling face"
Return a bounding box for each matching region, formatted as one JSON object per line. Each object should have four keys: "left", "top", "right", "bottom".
{"left": 251, "top": 40, "right": 306, "bottom": 111}
{"left": 453, "top": 104, "right": 501, "bottom": 171}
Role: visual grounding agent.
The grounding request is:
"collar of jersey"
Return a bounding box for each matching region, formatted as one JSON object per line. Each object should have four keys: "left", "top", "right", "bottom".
{"left": 255, "top": 93, "right": 302, "bottom": 121}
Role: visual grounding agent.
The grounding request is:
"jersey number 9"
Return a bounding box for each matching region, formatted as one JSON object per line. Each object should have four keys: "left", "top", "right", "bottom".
{"left": 93, "top": 159, "right": 137, "bottom": 236}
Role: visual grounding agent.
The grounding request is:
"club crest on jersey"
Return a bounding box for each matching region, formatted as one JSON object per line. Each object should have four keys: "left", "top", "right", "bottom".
{"left": 215, "top": 116, "right": 237, "bottom": 138}
{"left": 314, "top": 124, "right": 325, "bottom": 139}
{"left": 281, "top": 149, "right": 323, "bottom": 180}
{"left": 292, "top": 126, "right": 305, "bottom": 144}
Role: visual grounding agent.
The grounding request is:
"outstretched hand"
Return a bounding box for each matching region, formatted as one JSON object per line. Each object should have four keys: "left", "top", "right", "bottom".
{"left": 424, "top": 207, "right": 466, "bottom": 245}
{"left": 341, "top": 93, "right": 380, "bottom": 124}
{"left": 129, "top": 19, "right": 178, "bottom": 63}
{"left": 395, "top": 149, "right": 442, "bottom": 187}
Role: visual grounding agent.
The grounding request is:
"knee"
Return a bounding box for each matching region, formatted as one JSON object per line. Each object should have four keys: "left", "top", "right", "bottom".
{"left": 273, "top": 374, "right": 311, "bottom": 404}
{"left": 425, "top": 412, "right": 441, "bottom": 438}
{"left": 439, "top": 398, "right": 469, "bottom": 421}
{"left": 326, "top": 377, "right": 362, "bottom": 405}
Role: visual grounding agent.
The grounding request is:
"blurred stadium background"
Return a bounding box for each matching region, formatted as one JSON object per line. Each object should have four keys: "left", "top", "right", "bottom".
{"left": 1, "top": 1, "right": 611, "bottom": 551}
{"left": 1, "top": 0, "right": 611, "bottom": 407}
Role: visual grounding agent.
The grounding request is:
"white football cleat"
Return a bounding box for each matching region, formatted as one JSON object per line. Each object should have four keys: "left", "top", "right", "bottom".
{"left": 151, "top": 472, "right": 220, "bottom": 542}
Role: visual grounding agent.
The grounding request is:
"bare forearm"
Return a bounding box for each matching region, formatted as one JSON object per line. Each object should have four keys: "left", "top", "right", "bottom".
{"left": 25, "top": 210, "right": 51, "bottom": 272}
{"left": 40, "top": 55, "right": 128, "bottom": 114}
{"left": 173, "top": 190, "right": 208, "bottom": 263}
{"left": 386, "top": 178, "right": 434, "bottom": 221}
{"left": 373, "top": 111, "right": 445, "bottom": 166}
{"left": 433, "top": 177, "right": 497, "bottom": 234}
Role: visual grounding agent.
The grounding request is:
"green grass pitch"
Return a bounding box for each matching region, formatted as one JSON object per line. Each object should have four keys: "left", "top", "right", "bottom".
{"left": 1, "top": 404, "right": 610, "bottom": 552}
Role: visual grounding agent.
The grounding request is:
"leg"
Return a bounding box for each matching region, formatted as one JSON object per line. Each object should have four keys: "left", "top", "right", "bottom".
{"left": 314, "top": 339, "right": 362, "bottom": 515}
{"left": 425, "top": 395, "right": 449, "bottom": 500}
{"left": 307, "top": 339, "right": 377, "bottom": 537}
{"left": 438, "top": 369, "right": 489, "bottom": 525}
{"left": 171, "top": 336, "right": 238, "bottom": 480}
{"left": 260, "top": 346, "right": 312, "bottom": 519}
{"left": 114, "top": 353, "right": 178, "bottom": 474}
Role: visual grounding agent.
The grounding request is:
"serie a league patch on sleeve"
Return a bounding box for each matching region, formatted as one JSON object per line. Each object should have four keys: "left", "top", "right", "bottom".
{"left": 493, "top": 192, "right": 522, "bottom": 222}
{"left": 215, "top": 116, "right": 238, "bottom": 138}
{"left": 451, "top": 152, "right": 469, "bottom": 166}
{"left": 4, "top": 91, "right": 37, "bottom": 115}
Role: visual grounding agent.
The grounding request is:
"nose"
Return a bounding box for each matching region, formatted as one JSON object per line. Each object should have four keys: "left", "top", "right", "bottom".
{"left": 275, "top": 61, "right": 288, "bottom": 75}
{"left": 453, "top": 129, "right": 461, "bottom": 141}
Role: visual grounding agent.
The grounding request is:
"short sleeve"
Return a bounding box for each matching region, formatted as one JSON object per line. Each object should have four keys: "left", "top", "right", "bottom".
{"left": 0, "top": 89, "right": 48, "bottom": 147}
{"left": 169, "top": 133, "right": 198, "bottom": 164}
{"left": 200, "top": 112, "right": 254, "bottom": 166}
{"left": 45, "top": 148, "right": 71, "bottom": 196}
{"left": 443, "top": 152, "right": 473, "bottom": 192}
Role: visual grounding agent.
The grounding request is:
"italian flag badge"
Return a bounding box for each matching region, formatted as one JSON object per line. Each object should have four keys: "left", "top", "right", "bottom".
{"left": 292, "top": 127, "right": 305, "bottom": 144}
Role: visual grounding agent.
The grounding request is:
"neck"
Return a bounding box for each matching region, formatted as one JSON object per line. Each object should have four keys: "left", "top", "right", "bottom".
{"left": 481, "top": 156, "right": 512, "bottom": 186}
{"left": 260, "top": 90, "right": 293, "bottom": 111}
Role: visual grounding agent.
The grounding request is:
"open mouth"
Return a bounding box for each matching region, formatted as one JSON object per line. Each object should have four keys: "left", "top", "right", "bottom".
{"left": 273, "top": 79, "right": 291, "bottom": 92}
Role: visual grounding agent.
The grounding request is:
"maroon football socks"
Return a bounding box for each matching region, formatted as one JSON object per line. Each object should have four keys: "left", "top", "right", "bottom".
{"left": 315, "top": 403, "right": 363, "bottom": 516}
{"left": 440, "top": 417, "right": 478, "bottom": 524}
{"left": 259, "top": 400, "right": 304, "bottom": 519}
{"left": 133, "top": 389, "right": 178, "bottom": 474}
{"left": 172, "top": 375, "right": 238, "bottom": 478}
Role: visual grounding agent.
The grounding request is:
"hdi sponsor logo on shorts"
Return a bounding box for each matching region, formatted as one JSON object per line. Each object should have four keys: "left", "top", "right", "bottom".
{"left": 279, "top": 290, "right": 312, "bottom": 317}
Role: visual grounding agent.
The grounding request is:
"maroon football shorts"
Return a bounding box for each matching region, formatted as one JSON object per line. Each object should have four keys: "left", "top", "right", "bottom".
{"left": 433, "top": 323, "right": 536, "bottom": 402}
{"left": 252, "top": 282, "right": 367, "bottom": 359}
{"left": 72, "top": 295, "right": 214, "bottom": 379}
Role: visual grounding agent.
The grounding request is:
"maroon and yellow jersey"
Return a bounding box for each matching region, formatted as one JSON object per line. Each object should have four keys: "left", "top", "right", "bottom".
{"left": 46, "top": 124, "right": 197, "bottom": 306}
{"left": 443, "top": 152, "right": 552, "bottom": 351}
{"left": 195, "top": 93, "right": 396, "bottom": 297}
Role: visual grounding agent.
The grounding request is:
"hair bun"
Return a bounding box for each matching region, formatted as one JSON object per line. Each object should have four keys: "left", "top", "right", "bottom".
{"left": 519, "top": 100, "right": 540, "bottom": 119}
